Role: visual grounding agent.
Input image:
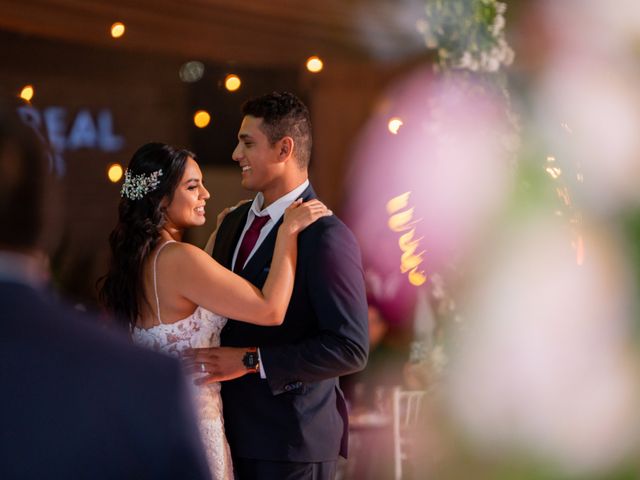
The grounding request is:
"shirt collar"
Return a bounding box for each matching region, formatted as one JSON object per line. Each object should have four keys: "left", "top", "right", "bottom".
{"left": 249, "top": 179, "right": 310, "bottom": 222}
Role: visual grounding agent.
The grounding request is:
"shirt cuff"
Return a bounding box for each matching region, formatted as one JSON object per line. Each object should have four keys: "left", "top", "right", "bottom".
{"left": 257, "top": 348, "right": 267, "bottom": 379}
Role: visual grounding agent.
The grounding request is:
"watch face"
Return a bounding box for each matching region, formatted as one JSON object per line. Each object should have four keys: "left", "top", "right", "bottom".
{"left": 243, "top": 351, "right": 258, "bottom": 369}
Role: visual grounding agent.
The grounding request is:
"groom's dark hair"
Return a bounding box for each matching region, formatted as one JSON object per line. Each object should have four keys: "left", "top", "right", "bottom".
{"left": 242, "top": 91, "right": 312, "bottom": 169}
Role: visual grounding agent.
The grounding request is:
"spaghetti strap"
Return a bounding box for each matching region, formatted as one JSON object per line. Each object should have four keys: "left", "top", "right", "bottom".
{"left": 153, "top": 240, "right": 176, "bottom": 325}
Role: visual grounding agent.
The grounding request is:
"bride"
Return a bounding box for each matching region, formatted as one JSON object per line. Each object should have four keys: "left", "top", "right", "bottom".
{"left": 99, "top": 142, "right": 330, "bottom": 479}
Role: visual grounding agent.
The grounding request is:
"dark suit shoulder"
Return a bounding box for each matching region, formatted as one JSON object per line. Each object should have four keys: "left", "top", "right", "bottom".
{"left": 300, "top": 213, "right": 359, "bottom": 250}
{"left": 3, "top": 283, "right": 179, "bottom": 385}
{"left": 1, "top": 283, "right": 210, "bottom": 480}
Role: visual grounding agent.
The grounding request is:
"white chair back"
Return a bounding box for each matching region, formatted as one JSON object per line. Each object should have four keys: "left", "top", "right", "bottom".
{"left": 392, "top": 387, "right": 429, "bottom": 480}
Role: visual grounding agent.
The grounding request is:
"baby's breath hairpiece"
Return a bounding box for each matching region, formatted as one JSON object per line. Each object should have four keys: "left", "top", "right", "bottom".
{"left": 120, "top": 168, "right": 163, "bottom": 200}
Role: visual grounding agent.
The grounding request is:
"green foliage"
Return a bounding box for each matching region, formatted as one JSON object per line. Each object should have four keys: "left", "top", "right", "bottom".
{"left": 421, "top": 0, "right": 513, "bottom": 72}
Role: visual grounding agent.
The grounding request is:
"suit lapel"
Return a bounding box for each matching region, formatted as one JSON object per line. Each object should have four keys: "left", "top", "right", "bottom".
{"left": 212, "top": 203, "right": 251, "bottom": 270}
{"left": 240, "top": 184, "right": 318, "bottom": 281}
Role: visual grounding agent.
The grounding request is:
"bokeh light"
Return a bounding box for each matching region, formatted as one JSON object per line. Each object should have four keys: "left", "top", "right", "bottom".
{"left": 110, "top": 22, "right": 125, "bottom": 39}
{"left": 107, "top": 163, "right": 124, "bottom": 183}
{"left": 193, "top": 110, "right": 211, "bottom": 128}
{"left": 19, "top": 85, "right": 34, "bottom": 102}
{"left": 179, "top": 61, "right": 205, "bottom": 83}
{"left": 306, "top": 56, "right": 324, "bottom": 73}
{"left": 347, "top": 67, "right": 514, "bottom": 277}
{"left": 388, "top": 117, "right": 403, "bottom": 134}
{"left": 224, "top": 74, "right": 241, "bottom": 92}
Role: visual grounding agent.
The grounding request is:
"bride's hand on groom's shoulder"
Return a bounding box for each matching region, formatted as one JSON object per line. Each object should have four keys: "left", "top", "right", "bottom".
{"left": 204, "top": 199, "right": 252, "bottom": 255}
{"left": 182, "top": 346, "right": 250, "bottom": 385}
{"left": 282, "top": 199, "right": 332, "bottom": 235}
{"left": 216, "top": 199, "right": 252, "bottom": 229}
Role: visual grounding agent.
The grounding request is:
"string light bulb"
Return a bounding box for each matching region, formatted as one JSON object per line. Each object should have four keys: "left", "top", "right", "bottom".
{"left": 19, "top": 85, "right": 34, "bottom": 102}
{"left": 224, "top": 74, "right": 241, "bottom": 92}
{"left": 388, "top": 117, "right": 403, "bottom": 135}
{"left": 194, "top": 110, "right": 211, "bottom": 128}
{"left": 306, "top": 56, "right": 323, "bottom": 73}
{"left": 111, "top": 22, "right": 126, "bottom": 39}
{"left": 107, "top": 163, "right": 124, "bottom": 183}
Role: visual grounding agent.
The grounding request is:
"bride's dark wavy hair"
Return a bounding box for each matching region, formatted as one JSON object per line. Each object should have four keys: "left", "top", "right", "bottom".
{"left": 99, "top": 142, "right": 195, "bottom": 330}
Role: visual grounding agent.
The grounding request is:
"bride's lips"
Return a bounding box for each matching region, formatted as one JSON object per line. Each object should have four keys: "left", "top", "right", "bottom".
{"left": 194, "top": 206, "right": 205, "bottom": 215}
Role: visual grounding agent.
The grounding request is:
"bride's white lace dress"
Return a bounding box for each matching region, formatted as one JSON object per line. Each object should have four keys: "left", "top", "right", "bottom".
{"left": 131, "top": 241, "right": 233, "bottom": 480}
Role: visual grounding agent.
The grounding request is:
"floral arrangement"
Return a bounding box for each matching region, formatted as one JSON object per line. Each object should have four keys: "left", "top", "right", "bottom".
{"left": 404, "top": 0, "right": 516, "bottom": 383}
{"left": 417, "top": 0, "right": 514, "bottom": 73}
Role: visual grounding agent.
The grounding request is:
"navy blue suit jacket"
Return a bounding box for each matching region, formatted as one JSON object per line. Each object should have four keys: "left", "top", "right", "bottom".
{"left": 0, "top": 281, "right": 211, "bottom": 480}
{"left": 212, "top": 184, "right": 369, "bottom": 462}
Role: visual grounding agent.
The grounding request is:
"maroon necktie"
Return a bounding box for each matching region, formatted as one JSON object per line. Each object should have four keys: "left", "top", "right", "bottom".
{"left": 234, "top": 214, "right": 271, "bottom": 273}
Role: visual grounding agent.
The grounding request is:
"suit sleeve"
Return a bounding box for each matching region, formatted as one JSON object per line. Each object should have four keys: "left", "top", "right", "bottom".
{"left": 260, "top": 222, "right": 370, "bottom": 395}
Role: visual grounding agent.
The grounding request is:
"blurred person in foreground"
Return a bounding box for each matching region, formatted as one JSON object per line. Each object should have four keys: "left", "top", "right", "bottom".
{"left": 0, "top": 98, "right": 211, "bottom": 480}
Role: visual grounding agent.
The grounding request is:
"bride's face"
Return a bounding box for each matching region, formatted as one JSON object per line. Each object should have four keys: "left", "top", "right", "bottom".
{"left": 163, "top": 157, "right": 210, "bottom": 229}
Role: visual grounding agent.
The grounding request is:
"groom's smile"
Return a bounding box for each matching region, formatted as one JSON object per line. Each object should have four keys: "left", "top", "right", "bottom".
{"left": 232, "top": 115, "right": 289, "bottom": 199}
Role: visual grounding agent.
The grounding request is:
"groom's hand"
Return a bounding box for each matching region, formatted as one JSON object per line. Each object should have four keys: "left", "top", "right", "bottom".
{"left": 183, "top": 347, "right": 252, "bottom": 385}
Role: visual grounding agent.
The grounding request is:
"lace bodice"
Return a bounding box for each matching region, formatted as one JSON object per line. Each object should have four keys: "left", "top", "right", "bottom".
{"left": 131, "top": 241, "right": 233, "bottom": 479}
{"left": 132, "top": 306, "right": 226, "bottom": 374}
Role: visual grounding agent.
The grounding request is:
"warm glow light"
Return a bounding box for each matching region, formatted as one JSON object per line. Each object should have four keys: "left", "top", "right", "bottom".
{"left": 19, "top": 85, "right": 34, "bottom": 102}
{"left": 193, "top": 110, "right": 211, "bottom": 128}
{"left": 399, "top": 229, "right": 423, "bottom": 251}
{"left": 306, "top": 56, "right": 324, "bottom": 73}
{"left": 387, "top": 191, "right": 427, "bottom": 286}
{"left": 546, "top": 155, "right": 556, "bottom": 163}
{"left": 400, "top": 238, "right": 419, "bottom": 259}
{"left": 225, "top": 74, "right": 241, "bottom": 92}
{"left": 401, "top": 251, "right": 425, "bottom": 273}
{"left": 408, "top": 269, "right": 427, "bottom": 286}
{"left": 388, "top": 117, "right": 403, "bottom": 135}
{"left": 388, "top": 209, "right": 415, "bottom": 232}
{"left": 545, "top": 166, "right": 562, "bottom": 179}
{"left": 108, "top": 163, "right": 124, "bottom": 183}
{"left": 111, "top": 22, "right": 125, "bottom": 38}
{"left": 386, "top": 191, "right": 411, "bottom": 214}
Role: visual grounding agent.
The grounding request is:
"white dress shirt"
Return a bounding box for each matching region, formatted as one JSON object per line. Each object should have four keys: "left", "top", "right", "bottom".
{"left": 231, "top": 179, "right": 310, "bottom": 271}
{"left": 231, "top": 179, "right": 309, "bottom": 379}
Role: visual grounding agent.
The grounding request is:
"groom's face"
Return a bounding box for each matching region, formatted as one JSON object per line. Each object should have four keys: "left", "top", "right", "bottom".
{"left": 232, "top": 115, "right": 282, "bottom": 193}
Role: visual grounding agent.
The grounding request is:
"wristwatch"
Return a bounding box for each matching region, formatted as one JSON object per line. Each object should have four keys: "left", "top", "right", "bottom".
{"left": 242, "top": 347, "right": 260, "bottom": 373}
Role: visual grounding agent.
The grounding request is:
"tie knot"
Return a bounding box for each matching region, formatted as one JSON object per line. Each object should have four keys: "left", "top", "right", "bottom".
{"left": 234, "top": 214, "right": 271, "bottom": 273}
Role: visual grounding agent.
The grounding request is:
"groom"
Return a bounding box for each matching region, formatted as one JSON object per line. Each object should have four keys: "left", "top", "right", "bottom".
{"left": 193, "top": 91, "right": 369, "bottom": 479}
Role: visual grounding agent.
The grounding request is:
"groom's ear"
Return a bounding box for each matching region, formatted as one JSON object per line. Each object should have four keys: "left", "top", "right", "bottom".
{"left": 278, "top": 136, "right": 294, "bottom": 162}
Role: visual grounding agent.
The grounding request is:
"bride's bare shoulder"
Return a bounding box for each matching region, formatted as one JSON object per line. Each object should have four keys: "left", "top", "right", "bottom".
{"left": 159, "top": 241, "right": 214, "bottom": 265}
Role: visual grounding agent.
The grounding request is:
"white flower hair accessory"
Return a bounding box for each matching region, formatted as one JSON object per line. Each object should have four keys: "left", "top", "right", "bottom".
{"left": 120, "top": 168, "right": 163, "bottom": 200}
